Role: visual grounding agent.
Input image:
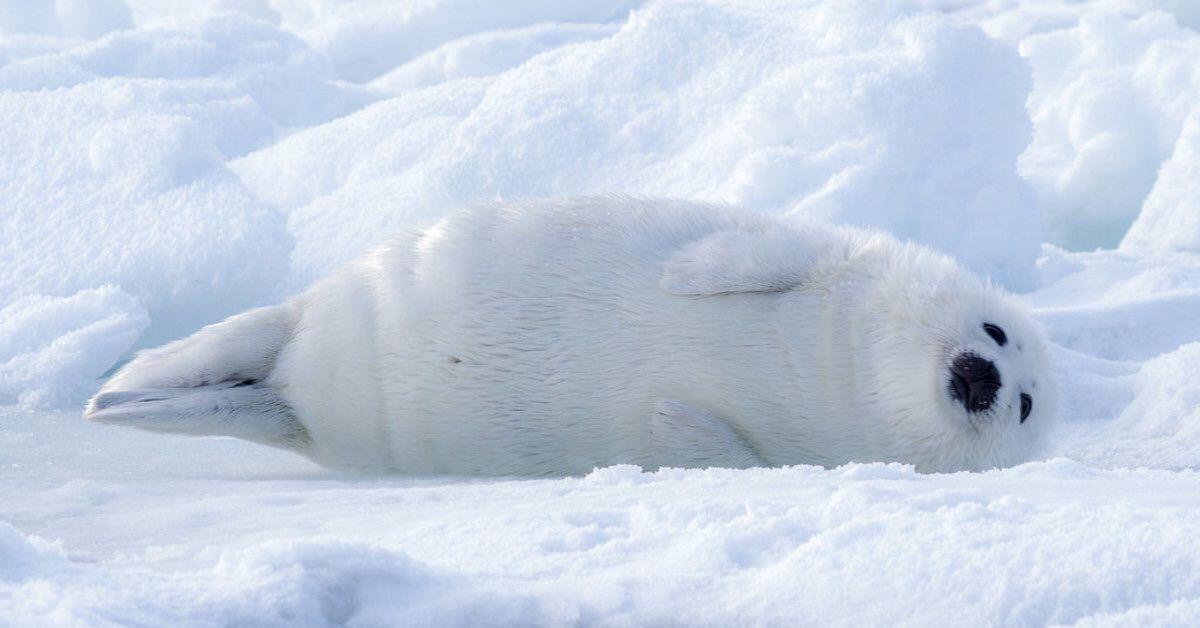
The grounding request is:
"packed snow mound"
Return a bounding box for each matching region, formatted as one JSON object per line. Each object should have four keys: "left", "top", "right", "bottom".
{"left": 1121, "top": 106, "right": 1200, "bottom": 254}
{"left": 0, "top": 8, "right": 378, "bottom": 405}
{"left": 0, "top": 0, "right": 132, "bottom": 39}
{"left": 928, "top": 0, "right": 1200, "bottom": 43}
{"left": 928, "top": 2, "right": 1200, "bottom": 253}
{"left": 0, "top": 79, "right": 291, "bottom": 361}
{"left": 1029, "top": 246, "right": 1200, "bottom": 360}
{"left": 0, "top": 521, "right": 65, "bottom": 584}
{"left": 116, "top": 0, "right": 281, "bottom": 30}
{"left": 0, "top": 288, "right": 148, "bottom": 409}
{"left": 235, "top": 0, "right": 1040, "bottom": 290}
{"left": 369, "top": 22, "right": 618, "bottom": 94}
{"left": 1018, "top": 10, "right": 1200, "bottom": 250}
{"left": 1026, "top": 245, "right": 1200, "bottom": 469}
{"left": 266, "top": 0, "right": 638, "bottom": 83}
{"left": 1068, "top": 343, "right": 1200, "bottom": 469}
{"left": 0, "top": 11, "right": 355, "bottom": 130}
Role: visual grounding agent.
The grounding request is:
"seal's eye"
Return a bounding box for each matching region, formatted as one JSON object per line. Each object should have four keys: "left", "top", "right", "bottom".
{"left": 1019, "top": 393, "right": 1032, "bottom": 423}
{"left": 983, "top": 323, "right": 1007, "bottom": 347}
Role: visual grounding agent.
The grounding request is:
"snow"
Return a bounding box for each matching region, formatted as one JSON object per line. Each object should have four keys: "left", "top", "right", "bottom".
{"left": 0, "top": 8, "right": 364, "bottom": 409}
{"left": 5, "top": 434, "right": 1200, "bottom": 626}
{"left": 265, "top": 0, "right": 637, "bottom": 83}
{"left": 367, "top": 22, "right": 619, "bottom": 94}
{"left": 0, "top": 287, "right": 148, "bottom": 409}
{"left": 5, "top": 413, "right": 1200, "bottom": 625}
{"left": 4, "top": 0, "right": 1200, "bottom": 624}
{"left": 0, "top": 0, "right": 131, "bottom": 39}
{"left": 234, "top": 0, "right": 1041, "bottom": 290}
{"left": 0, "top": 77, "right": 293, "bottom": 373}
{"left": 1122, "top": 107, "right": 1200, "bottom": 254}
{"left": 1018, "top": 10, "right": 1200, "bottom": 250}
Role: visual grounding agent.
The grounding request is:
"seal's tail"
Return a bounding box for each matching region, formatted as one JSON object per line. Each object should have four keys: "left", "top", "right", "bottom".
{"left": 84, "top": 304, "right": 309, "bottom": 452}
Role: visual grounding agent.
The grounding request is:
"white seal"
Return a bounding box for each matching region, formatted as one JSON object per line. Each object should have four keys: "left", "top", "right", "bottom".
{"left": 86, "top": 198, "right": 1057, "bottom": 474}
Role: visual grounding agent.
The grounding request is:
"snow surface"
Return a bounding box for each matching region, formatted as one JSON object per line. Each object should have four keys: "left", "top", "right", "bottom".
{"left": 4, "top": 0, "right": 1200, "bottom": 625}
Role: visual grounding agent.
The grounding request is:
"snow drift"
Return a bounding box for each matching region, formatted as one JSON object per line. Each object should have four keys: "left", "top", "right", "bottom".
{"left": 234, "top": 0, "right": 1041, "bottom": 291}
{"left": 1019, "top": 10, "right": 1200, "bottom": 250}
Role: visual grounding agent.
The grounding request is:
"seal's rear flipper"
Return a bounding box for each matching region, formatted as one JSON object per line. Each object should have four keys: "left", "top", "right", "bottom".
{"left": 87, "top": 381, "right": 309, "bottom": 451}
{"left": 85, "top": 303, "right": 309, "bottom": 453}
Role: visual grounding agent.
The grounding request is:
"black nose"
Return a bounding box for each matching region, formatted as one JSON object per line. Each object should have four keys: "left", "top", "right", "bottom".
{"left": 948, "top": 354, "right": 1001, "bottom": 413}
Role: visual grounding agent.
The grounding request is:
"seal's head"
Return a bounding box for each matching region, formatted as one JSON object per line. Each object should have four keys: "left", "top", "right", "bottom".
{"left": 932, "top": 287, "right": 1057, "bottom": 467}
{"left": 834, "top": 237, "right": 1059, "bottom": 472}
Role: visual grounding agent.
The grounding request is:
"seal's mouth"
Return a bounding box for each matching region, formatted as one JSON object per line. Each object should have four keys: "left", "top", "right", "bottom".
{"left": 947, "top": 352, "right": 1000, "bottom": 414}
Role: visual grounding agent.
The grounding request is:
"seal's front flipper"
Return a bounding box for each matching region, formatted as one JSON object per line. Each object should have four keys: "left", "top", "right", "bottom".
{"left": 651, "top": 399, "right": 764, "bottom": 469}
{"left": 660, "top": 221, "right": 837, "bottom": 297}
{"left": 87, "top": 381, "right": 309, "bottom": 452}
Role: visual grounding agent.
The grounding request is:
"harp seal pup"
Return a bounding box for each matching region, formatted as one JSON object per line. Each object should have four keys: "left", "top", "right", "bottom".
{"left": 85, "top": 198, "right": 1057, "bottom": 475}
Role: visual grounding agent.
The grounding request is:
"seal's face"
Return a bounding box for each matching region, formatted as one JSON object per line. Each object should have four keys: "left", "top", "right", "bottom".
{"left": 903, "top": 277, "right": 1059, "bottom": 471}
{"left": 939, "top": 304, "right": 1054, "bottom": 433}
{"left": 828, "top": 245, "right": 1059, "bottom": 472}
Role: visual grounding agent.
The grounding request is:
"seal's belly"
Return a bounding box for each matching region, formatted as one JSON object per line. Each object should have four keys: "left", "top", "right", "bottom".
{"left": 374, "top": 280, "right": 691, "bottom": 474}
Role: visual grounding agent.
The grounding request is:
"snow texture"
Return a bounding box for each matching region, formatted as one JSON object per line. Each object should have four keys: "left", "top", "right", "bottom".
{"left": 233, "top": 0, "right": 1041, "bottom": 290}
{"left": 1018, "top": 10, "right": 1200, "bottom": 250}
{"left": 0, "top": 287, "right": 147, "bottom": 409}
{"left": 1122, "top": 106, "right": 1200, "bottom": 254}
{"left": 4, "top": 0, "right": 1200, "bottom": 624}
{"left": 4, "top": 444, "right": 1200, "bottom": 626}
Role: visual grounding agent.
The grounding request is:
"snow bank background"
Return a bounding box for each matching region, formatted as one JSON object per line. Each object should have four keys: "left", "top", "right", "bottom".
{"left": 4, "top": 0, "right": 1200, "bottom": 625}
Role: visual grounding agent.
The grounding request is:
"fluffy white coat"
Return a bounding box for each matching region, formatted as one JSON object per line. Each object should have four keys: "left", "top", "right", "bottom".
{"left": 87, "top": 198, "right": 1057, "bottom": 474}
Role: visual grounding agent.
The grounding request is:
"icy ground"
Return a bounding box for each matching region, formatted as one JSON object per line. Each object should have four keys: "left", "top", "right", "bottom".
{"left": 4, "top": 0, "right": 1200, "bottom": 625}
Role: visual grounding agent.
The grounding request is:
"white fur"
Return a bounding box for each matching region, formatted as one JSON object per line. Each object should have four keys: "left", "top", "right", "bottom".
{"left": 87, "top": 198, "right": 1058, "bottom": 474}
